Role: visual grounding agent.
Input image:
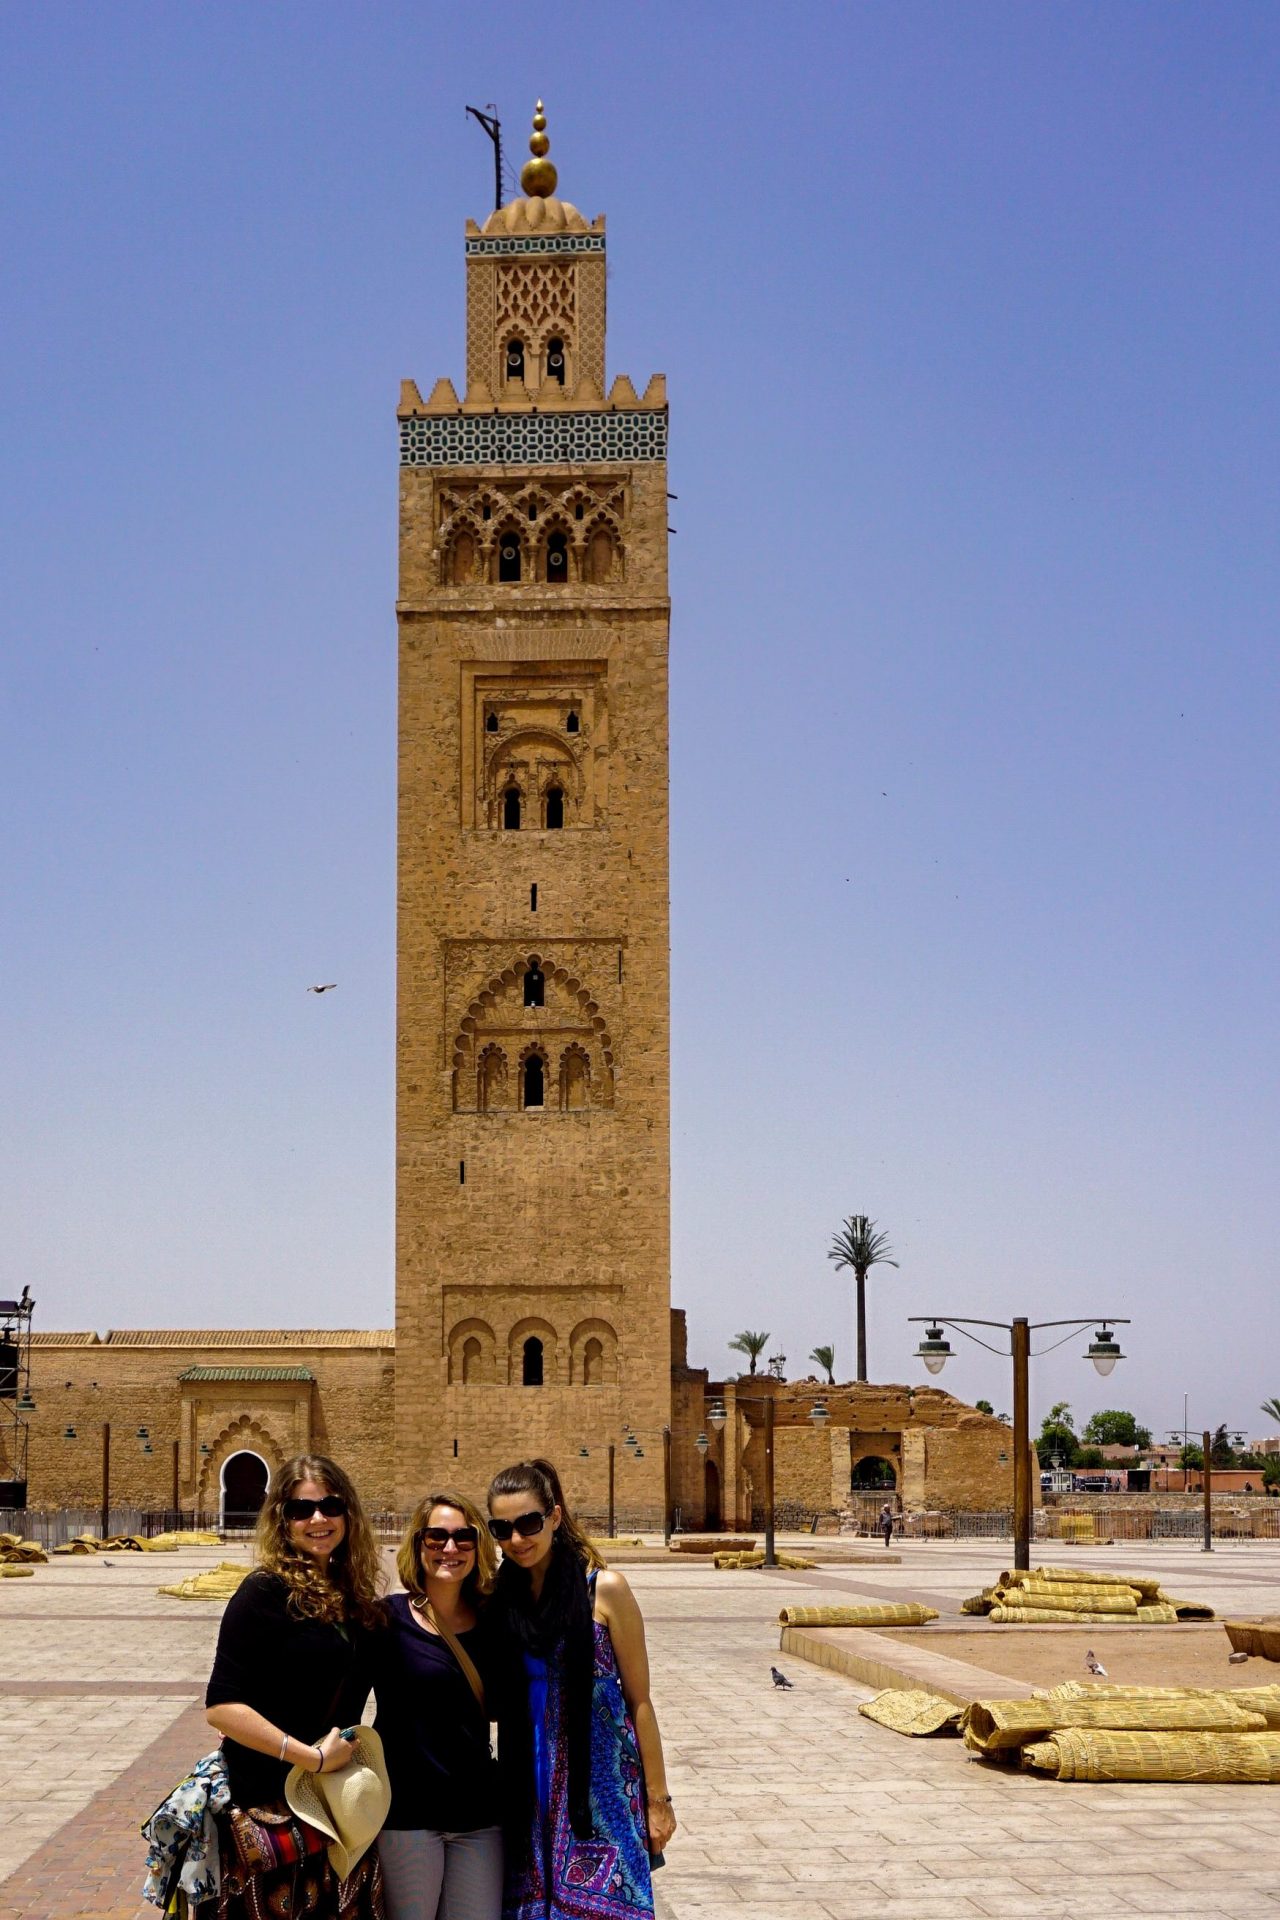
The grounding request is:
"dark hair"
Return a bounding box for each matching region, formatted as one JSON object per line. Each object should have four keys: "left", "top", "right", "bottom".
{"left": 487, "top": 1457, "right": 598, "bottom": 1842}
{"left": 487, "top": 1456, "right": 605, "bottom": 1570}
{"left": 255, "top": 1453, "right": 385, "bottom": 1631}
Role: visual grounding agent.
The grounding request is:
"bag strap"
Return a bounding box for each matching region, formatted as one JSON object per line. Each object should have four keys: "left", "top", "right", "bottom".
{"left": 417, "top": 1600, "right": 486, "bottom": 1716}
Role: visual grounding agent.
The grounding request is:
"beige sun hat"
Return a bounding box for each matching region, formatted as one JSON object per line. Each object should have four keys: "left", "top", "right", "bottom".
{"left": 284, "top": 1727, "right": 391, "bottom": 1881}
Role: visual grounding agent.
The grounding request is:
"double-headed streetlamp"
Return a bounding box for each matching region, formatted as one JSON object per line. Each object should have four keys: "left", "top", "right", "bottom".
{"left": 909, "top": 1314, "right": 1129, "bottom": 1571}
{"left": 707, "top": 1393, "right": 831, "bottom": 1568}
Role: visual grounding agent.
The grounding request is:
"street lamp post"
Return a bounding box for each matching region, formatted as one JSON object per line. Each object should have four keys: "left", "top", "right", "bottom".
{"left": 910, "top": 1314, "right": 1129, "bottom": 1572}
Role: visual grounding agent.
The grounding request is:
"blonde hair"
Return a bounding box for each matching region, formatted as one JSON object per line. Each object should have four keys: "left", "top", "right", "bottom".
{"left": 255, "top": 1454, "right": 385, "bottom": 1631}
{"left": 488, "top": 1457, "right": 605, "bottom": 1570}
{"left": 396, "top": 1489, "right": 498, "bottom": 1606}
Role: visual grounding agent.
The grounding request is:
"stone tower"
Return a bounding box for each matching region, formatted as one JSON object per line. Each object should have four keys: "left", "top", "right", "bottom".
{"left": 394, "top": 106, "right": 671, "bottom": 1522}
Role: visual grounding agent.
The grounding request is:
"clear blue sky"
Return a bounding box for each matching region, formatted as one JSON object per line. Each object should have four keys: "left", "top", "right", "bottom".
{"left": 3, "top": 3, "right": 1277, "bottom": 1445}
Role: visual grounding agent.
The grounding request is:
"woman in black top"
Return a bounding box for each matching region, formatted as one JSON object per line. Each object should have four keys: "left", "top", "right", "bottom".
{"left": 374, "top": 1489, "right": 503, "bottom": 1920}
{"left": 205, "top": 1453, "right": 386, "bottom": 1916}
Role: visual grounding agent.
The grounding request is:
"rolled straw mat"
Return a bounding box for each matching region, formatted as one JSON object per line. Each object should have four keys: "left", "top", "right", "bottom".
{"left": 159, "top": 1562, "right": 251, "bottom": 1601}
{"left": 1021, "top": 1728, "right": 1280, "bottom": 1782}
{"left": 1163, "top": 1597, "right": 1215, "bottom": 1620}
{"left": 1047, "top": 1682, "right": 1280, "bottom": 1727}
{"left": 997, "top": 1586, "right": 1138, "bottom": 1614}
{"left": 962, "top": 1696, "right": 1263, "bottom": 1753}
{"left": 778, "top": 1602, "right": 937, "bottom": 1627}
{"left": 1013, "top": 1565, "right": 1163, "bottom": 1601}
{"left": 859, "top": 1689, "right": 960, "bottom": 1736}
{"left": 1134, "top": 1604, "right": 1180, "bottom": 1624}
{"left": 0, "top": 1565, "right": 35, "bottom": 1578}
{"left": 989, "top": 1606, "right": 1140, "bottom": 1624}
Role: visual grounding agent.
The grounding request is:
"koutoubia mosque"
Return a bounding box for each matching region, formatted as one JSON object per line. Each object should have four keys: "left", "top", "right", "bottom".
{"left": 8, "top": 109, "right": 1011, "bottom": 1531}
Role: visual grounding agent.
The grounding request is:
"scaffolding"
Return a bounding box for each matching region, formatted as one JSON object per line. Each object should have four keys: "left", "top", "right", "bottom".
{"left": 0, "top": 1287, "right": 35, "bottom": 1508}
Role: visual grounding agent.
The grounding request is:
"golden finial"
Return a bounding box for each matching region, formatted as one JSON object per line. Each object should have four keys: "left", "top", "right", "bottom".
{"left": 520, "top": 99, "right": 558, "bottom": 198}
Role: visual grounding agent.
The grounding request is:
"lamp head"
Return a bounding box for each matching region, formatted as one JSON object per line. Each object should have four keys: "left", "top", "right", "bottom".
{"left": 915, "top": 1325, "right": 952, "bottom": 1375}
{"left": 1086, "top": 1326, "right": 1124, "bottom": 1377}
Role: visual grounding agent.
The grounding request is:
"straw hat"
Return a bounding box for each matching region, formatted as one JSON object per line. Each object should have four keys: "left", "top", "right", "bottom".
{"left": 284, "top": 1728, "right": 391, "bottom": 1881}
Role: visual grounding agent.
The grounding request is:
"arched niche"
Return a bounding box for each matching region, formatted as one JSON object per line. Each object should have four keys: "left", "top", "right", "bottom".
{"left": 447, "top": 1317, "right": 497, "bottom": 1386}
{"left": 568, "top": 1317, "right": 618, "bottom": 1387}
{"left": 220, "top": 1449, "right": 270, "bottom": 1530}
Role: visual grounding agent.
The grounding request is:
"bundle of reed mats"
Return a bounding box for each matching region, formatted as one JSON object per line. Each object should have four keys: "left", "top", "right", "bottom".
{"left": 1225, "top": 1619, "right": 1280, "bottom": 1661}
{"left": 777, "top": 1602, "right": 938, "bottom": 1627}
{"left": 859, "top": 1689, "right": 960, "bottom": 1736}
{"left": 145, "top": 1529, "right": 221, "bottom": 1549}
{"left": 158, "top": 1562, "right": 250, "bottom": 1601}
{"left": 962, "top": 1694, "right": 1265, "bottom": 1755}
{"left": 989, "top": 1605, "right": 1146, "bottom": 1625}
{"left": 1047, "top": 1681, "right": 1280, "bottom": 1727}
{"left": 0, "top": 1565, "right": 35, "bottom": 1578}
{"left": 1021, "top": 1728, "right": 1280, "bottom": 1783}
{"left": 982, "top": 1565, "right": 1208, "bottom": 1623}
{"left": 714, "top": 1550, "right": 814, "bottom": 1570}
{"left": 0, "top": 1535, "right": 47, "bottom": 1565}
{"left": 670, "top": 1537, "right": 754, "bottom": 1555}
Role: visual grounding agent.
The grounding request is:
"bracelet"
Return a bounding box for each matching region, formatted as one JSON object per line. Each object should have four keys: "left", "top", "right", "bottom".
{"left": 314, "top": 1745, "right": 325, "bottom": 1774}
{"left": 648, "top": 1793, "right": 673, "bottom": 1806}
{"left": 278, "top": 1732, "right": 290, "bottom": 1762}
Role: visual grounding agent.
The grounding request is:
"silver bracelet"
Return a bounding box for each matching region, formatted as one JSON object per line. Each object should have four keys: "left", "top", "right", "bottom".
{"left": 278, "top": 1732, "right": 290, "bottom": 1762}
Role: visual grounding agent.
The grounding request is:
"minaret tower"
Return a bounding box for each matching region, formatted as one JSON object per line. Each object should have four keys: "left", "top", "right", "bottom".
{"left": 394, "top": 107, "right": 671, "bottom": 1522}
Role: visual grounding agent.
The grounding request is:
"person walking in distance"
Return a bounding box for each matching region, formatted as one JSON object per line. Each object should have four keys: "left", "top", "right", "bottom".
{"left": 879, "top": 1501, "right": 894, "bottom": 1548}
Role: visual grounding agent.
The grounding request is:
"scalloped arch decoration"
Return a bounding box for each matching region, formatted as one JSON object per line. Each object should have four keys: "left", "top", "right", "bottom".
{"left": 450, "top": 951, "right": 616, "bottom": 1091}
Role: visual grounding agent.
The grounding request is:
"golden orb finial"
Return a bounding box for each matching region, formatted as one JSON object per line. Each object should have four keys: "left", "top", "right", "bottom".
{"left": 520, "top": 98, "right": 558, "bottom": 198}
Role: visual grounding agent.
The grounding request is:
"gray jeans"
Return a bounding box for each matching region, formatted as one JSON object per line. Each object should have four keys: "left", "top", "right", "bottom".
{"left": 378, "top": 1825, "right": 503, "bottom": 1920}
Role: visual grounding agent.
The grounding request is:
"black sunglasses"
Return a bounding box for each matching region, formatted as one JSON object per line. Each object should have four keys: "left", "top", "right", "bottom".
{"left": 283, "top": 1495, "right": 347, "bottom": 1521}
{"left": 419, "top": 1525, "right": 479, "bottom": 1550}
{"left": 488, "top": 1508, "right": 549, "bottom": 1543}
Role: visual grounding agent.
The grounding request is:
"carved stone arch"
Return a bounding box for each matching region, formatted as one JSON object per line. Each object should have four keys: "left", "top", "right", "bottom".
{"left": 509, "top": 1316, "right": 558, "bottom": 1386}
{"left": 537, "top": 510, "right": 578, "bottom": 583}
{"left": 451, "top": 950, "right": 617, "bottom": 1108}
{"left": 586, "top": 519, "right": 624, "bottom": 585}
{"left": 517, "top": 1039, "right": 550, "bottom": 1110}
{"left": 491, "top": 516, "right": 527, "bottom": 584}
{"left": 568, "top": 1316, "right": 618, "bottom": 1386}
{"left": 442, "top": 526, "right": 478, "bottom": 587}
{"left": 559, "top": 1041, "right": 591, "bottom": 1110}
{"left": 485, "top": 728, "right": 582, "bottom": 829}
{"left": 477, "top": 1042, "right": 508, "bottom": 1112}
{"left": 447, "top": 1316, "right": 497, "bottom": 1385}
{"left": 196, "top": 1413, "right": 285, "bottom": 1512}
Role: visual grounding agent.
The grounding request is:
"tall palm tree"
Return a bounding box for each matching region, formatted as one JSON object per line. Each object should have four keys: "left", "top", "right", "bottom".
{"left": 1261, "top": 1397, "right": 1280, "bottom": 1427}
{"left": 728, "top": 1330, "right": 770, "bottom": 1376}
{"left": 810, "top": 1344, "right": 836, "bottom": 1386}
{"left": 827, "top": 1215, "right": 898, "bottom": 1383}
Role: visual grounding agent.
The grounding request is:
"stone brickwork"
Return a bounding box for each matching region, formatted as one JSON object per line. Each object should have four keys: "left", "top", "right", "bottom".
{"left": 394, "top": 165, "right": 672, "bottom": 1521}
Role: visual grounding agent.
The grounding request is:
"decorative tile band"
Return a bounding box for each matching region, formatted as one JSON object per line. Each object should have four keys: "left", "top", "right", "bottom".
{"left": 465, "top": 233, "right": 605, "bottom": 257}
{"left": 400, "top": 410, "right": 666, "bottom": 467}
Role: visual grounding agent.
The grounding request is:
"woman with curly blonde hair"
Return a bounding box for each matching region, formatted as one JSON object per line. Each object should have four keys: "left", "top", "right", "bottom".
{"left": 204, "top": 1454, "right": 387, "bottom": 1916}
{"left": 374, "top": 1490, "right": 505, "bottom": 1919}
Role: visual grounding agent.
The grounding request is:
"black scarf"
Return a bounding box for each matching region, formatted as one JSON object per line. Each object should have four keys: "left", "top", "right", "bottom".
{"left": 493, "top": 1534, "right": 595, "bottom": 1845}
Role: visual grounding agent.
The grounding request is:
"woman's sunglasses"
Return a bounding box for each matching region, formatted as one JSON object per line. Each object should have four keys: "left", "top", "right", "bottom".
{"left": 488, "top": 1508, "right": 549, "bottom": 1543}
{"left": 283, "top": 1495, "right": 347, "bottom": 1521}
{"left": 419, "top": 1526, "right": 478, "bottom": 1550}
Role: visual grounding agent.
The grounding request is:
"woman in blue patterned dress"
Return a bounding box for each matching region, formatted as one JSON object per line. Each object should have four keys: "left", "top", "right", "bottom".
{"left": 487, "top": 1459, "right": 675, "bottom": 1920}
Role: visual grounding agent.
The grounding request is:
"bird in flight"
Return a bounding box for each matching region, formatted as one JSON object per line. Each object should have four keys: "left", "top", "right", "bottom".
{"left": 307, "top": 984, "right": 338, "bottom": 994}
{"left": 770, "top": 1666, "right": 794, "bottom": 1689}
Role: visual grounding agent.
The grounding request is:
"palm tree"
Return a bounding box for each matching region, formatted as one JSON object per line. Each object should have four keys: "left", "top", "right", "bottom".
{"left": 1261, "top": 1397, "right": 1280, "bottom": 1427}
{"left": 827, "top": 1215, "right": 898, "bottom": 1383}
{"left": 728, "top": 1330, "right": 770, "bottom": 1376}
{"left": 810, "top": 1344, "right": 836, "bottom": 1385}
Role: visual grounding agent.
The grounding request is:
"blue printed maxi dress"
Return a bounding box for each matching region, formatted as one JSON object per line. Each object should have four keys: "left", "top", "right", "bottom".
{"left": 504, "top": 1596, "right": 654, "bottom": 1920}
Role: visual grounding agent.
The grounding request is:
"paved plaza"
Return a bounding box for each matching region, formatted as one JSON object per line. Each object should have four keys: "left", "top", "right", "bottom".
{"left": 1, "top": 1538, "right": 1278, "bottom": 1919}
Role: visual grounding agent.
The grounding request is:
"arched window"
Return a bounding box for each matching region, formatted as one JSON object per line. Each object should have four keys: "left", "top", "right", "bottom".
{"left": 546, "top": 336, "right": 566, "bottom": 385}
{"left": 523, "top": 964, "right": 545, "bottom": 1007}
{"left": 498, "top": 535, "right": 522, "bottom": 583}
{"left": 503, "top": 787, "right": 522, "bottom": 830}
{"left": 545, "top": 532, "right": 568, "bottom": 584}
{"left": 561, "top": 1046, "right": 589, "bottom": 1110}
{"left": 478, "top": 1046, "right": 506, "bottom": 1111}
{"left": 544, "top": 787, "right": 565, "bottom": 830}
{"left": 485, "top": 711, "right": 499, "bottom": 733}
{"left": 461, "top": 1336, "right": 482, "bottom": 1384}
{"left": 523, "top": 1053, "right": 545, "bottom": 1108}
{"left": 505, "top": 338, "right": 525, "bottom": 384}
{"left": 583, "top": 1336, "right": 604, "bottom": 1385}
{"left": 522, "top": 1336, "right": 544, "bottom": 1386}
{"left": 565, "top": 710, "right": 580, "bottom": 733}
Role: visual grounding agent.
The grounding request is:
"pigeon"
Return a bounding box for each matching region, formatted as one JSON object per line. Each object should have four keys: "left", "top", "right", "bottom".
{"left": 307, "top": 984, "right": 338, "bottom": 994}
{"left": 770, "top": 1666, "right": 793, "bottom": 1689}
{"left": 1085, "top": 1650, "right": 1107, "bottom": 1677}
